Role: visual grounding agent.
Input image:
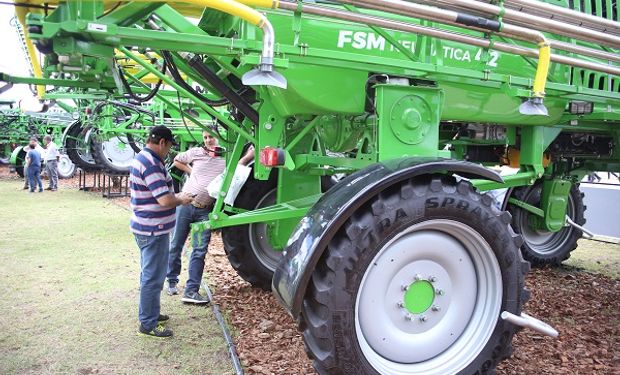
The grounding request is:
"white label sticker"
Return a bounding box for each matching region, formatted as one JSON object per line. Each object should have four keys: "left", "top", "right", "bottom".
{"left": 87, "top": 23, "right": 107, "bottom": 33}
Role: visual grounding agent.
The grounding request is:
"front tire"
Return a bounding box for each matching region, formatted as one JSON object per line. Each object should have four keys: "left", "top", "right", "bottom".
{"left": 222, "top": 170, "right": 280, "bottom": 290}
{"left": 65, "top": 122, "right": 99, "bottom": 171}
{"left": 301, "top": 176, "right": 529, "bottom": 375}
{"left": 90, "top": 135, "right": 137, "bottom": 174}
{"left": 508, "top": 183, "right": 585, "bottom": 267}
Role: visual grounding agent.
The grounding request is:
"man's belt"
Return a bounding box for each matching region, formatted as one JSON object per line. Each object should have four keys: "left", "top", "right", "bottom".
{"left": 192, "top": 202, "right": 210, "bottom": 208}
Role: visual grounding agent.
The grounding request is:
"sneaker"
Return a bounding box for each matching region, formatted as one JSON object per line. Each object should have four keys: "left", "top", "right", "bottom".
{"left": 181, "top": 291, "right": 210, "bottom": 304}
{"left": 167, "top": 283, "right": 178, "bottom": 296}
{"left": 22, "top": 186, "right": 28, "bottom": 190}
{"left": 39, "top": 189, "right": 43, "bottom": 193}
{"left": 158, "top": 314, "right": 170, "bottom": 322}
{"left": 138, "top": 324, "right": 173, "bottom": 338}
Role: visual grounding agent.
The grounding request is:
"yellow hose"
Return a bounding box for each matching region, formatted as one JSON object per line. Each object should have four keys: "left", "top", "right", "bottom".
{"left": 129, "top": 0, "right": 271, "bottom": 27}
{"left": 532, "top": 42, "right": 551, "bottom": 98}
{"left": 14, "top": 6, "right": 45, "bottom": 99}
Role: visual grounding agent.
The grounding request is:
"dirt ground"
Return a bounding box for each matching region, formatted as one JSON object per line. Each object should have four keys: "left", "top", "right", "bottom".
{"left": 3, "top": 166, "right": 618, "bottom": 374}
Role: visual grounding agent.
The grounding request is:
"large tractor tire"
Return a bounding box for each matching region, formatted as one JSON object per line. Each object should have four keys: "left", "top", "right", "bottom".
{"left": 65, "top": 123, "right": 99, "bottom": 171}
{"left": 57, "top": 154, "right": 76, "bottom": 179}
{"left": 90, "top": 135, "right": 137, "bottom": 174}
{"left": 14, "top": 148, "right": 27, "bottom": 178}
{"left": 301, "top": 176, "right": 529, "bottom": 375}
{"left": 222, "top": 170, "right": 279, "bottom": 290}
{"left": 508, "top": 183, "right": 586, "bottom": 267}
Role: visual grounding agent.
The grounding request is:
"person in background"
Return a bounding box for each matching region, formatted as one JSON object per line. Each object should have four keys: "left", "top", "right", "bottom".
{"left": 25, "top": 138, "right": 43, "bottom": 193}
{"left": 166, "top": 128, "right": 254, "bottom": 305}
{"left": 43, "top": 135, "right": 60, "bottom": 191}
{"left": 130, "top": 125, "right": 194, "bottom": 338}
{"left": 22, "top": 137, "right": 44, "bottom": 190}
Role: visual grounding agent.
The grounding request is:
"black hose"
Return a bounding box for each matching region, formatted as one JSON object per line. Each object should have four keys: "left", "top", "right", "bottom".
{"left": 186, "top": 54, "right": 259, "bottom": 125}
{"left": 118, "top": 62, "right": 165, "bottom": 103}
{"left": 201, "top": 279, "right": 245, "bottom": 375}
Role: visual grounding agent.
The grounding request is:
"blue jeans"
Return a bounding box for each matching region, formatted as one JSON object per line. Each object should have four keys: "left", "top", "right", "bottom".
{"left": 167, "top": 204, "right": 212, "bottom": 293}
{"left": 28, "top": 167, "right": 42, "bottom": 192}
{"left": 135, "top": 233, "right": 170, "bottom": 331}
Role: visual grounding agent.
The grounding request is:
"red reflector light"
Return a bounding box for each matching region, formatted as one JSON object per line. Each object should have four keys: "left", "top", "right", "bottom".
{"left": 259, "top": 147, "right": 285, "bottom": 167}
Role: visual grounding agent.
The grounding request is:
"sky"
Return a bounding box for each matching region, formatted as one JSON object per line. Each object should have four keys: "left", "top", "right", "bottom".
{"left": 0, "top": 9, "right": 43, "bottom": 109}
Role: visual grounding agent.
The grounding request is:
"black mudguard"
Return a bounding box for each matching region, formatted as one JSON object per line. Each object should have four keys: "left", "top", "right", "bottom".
{"left": 271, "top": 157, "right": 503, "bottom": 319}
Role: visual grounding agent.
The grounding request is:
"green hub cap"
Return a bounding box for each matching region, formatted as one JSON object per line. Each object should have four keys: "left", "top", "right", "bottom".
{"left": 404, "top": 280, "right": 434, "bottom": 314}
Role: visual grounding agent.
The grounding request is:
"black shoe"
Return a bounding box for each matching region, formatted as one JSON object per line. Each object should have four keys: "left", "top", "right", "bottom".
{"left": 45, "top": 187, "right": 53, "bottom": 190}
{"left": 157, "top": 314, "right": 170, "bottom": 322}
{"left": 181, "top": 291, "right": 210, "bottom": 304}
{"left": 22, "top": 186, "right": 28, "bottom": 190}
{"left": 138, "top": 324, "right": 173, "bottom": 338}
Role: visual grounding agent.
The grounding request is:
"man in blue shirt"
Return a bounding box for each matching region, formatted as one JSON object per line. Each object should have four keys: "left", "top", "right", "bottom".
{"left": 130, "top": 126, "right": 193, "bottom": 338}
{"left": 25, "top": 137, "right": 43, "bottom": 193}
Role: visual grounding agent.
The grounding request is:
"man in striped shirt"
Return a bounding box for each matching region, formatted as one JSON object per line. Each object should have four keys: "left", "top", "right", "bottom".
{"left": 130, "top": 125, "right": 193, "bottom": 338}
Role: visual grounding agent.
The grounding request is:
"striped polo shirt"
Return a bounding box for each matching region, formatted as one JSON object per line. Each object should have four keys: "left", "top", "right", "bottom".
{"left": 129, "top": 148, "right": 176, "bottom": 236}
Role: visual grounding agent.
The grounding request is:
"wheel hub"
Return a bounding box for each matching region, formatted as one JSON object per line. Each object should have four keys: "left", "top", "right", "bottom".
{"left": 403, "top": 279, "right": 434, "bottom": 315}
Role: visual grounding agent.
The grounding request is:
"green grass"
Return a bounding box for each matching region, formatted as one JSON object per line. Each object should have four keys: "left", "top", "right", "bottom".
{"left": 565, "top": 238, "right": 620, "bottom": 279}
{"left": 0, "top": 180, "right": 233, "bottom": 375}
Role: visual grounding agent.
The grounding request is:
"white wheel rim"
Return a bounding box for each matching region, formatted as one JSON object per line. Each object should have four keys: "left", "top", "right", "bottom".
{"left": 355, "top": 219, "right": 502, "bottom": 375}
{"left": 57, "top": 155, "right": 75, "bottom": 177}
{"left": 100, "top": 136, "right": 136, "bottom": 168}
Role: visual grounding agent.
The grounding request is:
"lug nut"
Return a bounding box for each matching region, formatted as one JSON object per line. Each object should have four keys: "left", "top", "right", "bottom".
{"left": 397, "top": 302, "right": 405, "bottom": 308}
{"left": 432, "top": 305, "right": 441, "bottom": 312}
{"left": 429, "top": 276, "right": 437, "bottom": 282}
{"left": 436, "top": 289, "right": 445, "bottom": 296}
{"left": 419, "top": 315, "right": 428, "bottom": 322}
{"left": 405, "top": 314, "right": 413, "bottom": 321}
{"left": 414, "top": 274, "right": 422, "bottom": 281}
{"left": 401, "top": 284, "right": 409, "bottom": 291}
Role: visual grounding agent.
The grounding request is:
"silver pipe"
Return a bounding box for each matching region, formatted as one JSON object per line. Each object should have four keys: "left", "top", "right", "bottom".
{"left": 410, "top": 0, "right": 620, "bottom": 62}
{"left": 260, "top": 20, "right": 275, "bottom": 68}
{"left": 501, "top": 311, "right": 559, "bottom": 338}
{"left": 412, "top": 0, "right": 620, "bottom": 48}
{"left": 566, "top": 215, "right": 595, "bottom": 239}
{"left": 506, "top": 0, "right": 620, "bottom": 34}
{"left": 342, "top": 0, "right": 547, "bottom": 44}
{"left": 551, "top": 41, "right": 620, "bottom": 64}
{"left": 279, "top": 1, "right": 620, "bottom": 76}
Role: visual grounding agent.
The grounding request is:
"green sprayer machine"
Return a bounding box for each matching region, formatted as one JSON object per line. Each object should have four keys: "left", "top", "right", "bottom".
{"left": 3, "top": 0, "right": 619, "bottom": 373}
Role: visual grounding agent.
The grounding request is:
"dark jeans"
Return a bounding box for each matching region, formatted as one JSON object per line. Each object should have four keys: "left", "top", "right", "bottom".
{"left": 134, "top": 233, "right": 170, "bottom": 331}
{"left": 28, "top": 167, "right": 42, "bottom": 192}
{"left": 167, "top": 204, "right": 212, "bottom": 293}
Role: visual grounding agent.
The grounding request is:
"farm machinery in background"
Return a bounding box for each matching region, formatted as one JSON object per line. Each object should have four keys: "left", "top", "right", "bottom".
{"left": 1, "top": 100, "right": 77, "bottom": 178}
{"left": 2, "top": 0, "right": 619, "bottom": 374}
